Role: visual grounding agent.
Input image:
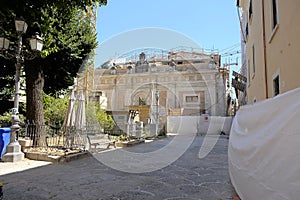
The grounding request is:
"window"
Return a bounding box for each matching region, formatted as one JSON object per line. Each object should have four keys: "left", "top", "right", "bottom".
{"left": 186, "top": 96, "right": 198, "bottom": 103}
{"left": 273, "top": 75, "right": 280, "bottom": 96}
{"left": 249, "top": 0, "right": 253, "bottom": 20}
{"left": 271, "top": 0, "right": 278, "bottom": 29}
{"left": 246, "top": 23, "right": 249, "bottom": 39}
{"left": 252, "top": 45, "right": 255, "bottom": 77}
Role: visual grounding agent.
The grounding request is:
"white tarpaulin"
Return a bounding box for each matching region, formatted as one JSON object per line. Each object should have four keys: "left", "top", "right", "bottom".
{"left": 75, "top": 91, "right": 86, "bottom": 130}
{"left": 229, "top": 87, "right": 300, "bottom": 200}
{"left": 62, "top": 90, "right": 87, "bottom": 149}
{"left": 63, "top": 90, "right": 76, "bottom": 129}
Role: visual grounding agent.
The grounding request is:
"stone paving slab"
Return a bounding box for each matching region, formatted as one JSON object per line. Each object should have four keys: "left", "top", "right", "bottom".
{"left": 0, "top": 135, "right": 235, "bottom": 200}
{"left": 0, "top": 159, "right": 51, "bottom": 176}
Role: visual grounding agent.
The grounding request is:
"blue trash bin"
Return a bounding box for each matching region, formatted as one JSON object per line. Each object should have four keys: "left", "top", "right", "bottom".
{"left": 0, "top": 127, "right": 11, "bottom": 159}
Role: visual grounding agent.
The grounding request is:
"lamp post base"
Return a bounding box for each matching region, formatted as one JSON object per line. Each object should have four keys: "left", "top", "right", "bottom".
{"left": 1, "top": 141, "right": 24, "bottom": 162}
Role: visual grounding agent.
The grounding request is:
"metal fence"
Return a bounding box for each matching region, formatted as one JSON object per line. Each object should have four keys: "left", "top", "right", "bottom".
{"left": 18, "top": 121, "right": 64, "bottom": 148}
{"left": 18, "top": 121, "right": 85, "bottom": 149}
{"left": 17, "top": 122, "right": 122, "bottom": 150}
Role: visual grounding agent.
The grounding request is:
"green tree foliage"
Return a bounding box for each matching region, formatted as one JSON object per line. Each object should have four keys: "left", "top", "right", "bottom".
{"left": 95, "top": 108, "right": 114, "bottom": 130}
{"left": 86, "top": 103, "right": 114, "bottom": 130}
{"left": 0, "top": 112, "right": 13, "bottom": 127}
{"left": 0, "top": 0, "right": 107, "bottom": 126}
{"left": 0, "top": 0, "right": 107, "bottom": 95}
{"left": 0, "top": 0, "right": 107, "bottom": 146}
{"left": 0, "top": 59, "right": 14, "bottom": 100}
{"left": 43, "top": 93, "right": 69, "bottom": 125}
{"left": 41, "top": 6, "right": 100, "bottom": 94}
{"left": 85, "top": 103, "right": 99, "bottom": 124}
{"left": 0, "top": 111, "right": 25, "bottom": 127}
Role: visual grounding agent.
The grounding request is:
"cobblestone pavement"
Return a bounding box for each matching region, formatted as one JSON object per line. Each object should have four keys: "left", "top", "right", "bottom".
{"left": 0, "top": 135, "right": 234, "bottom": 200}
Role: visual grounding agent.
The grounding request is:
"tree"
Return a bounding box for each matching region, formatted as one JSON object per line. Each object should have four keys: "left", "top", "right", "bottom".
{"left": 0, "top": 0, "right": 107, "bottom": 145}
{"left": 86, "top": 103, "right": 114, "bottom": 131}
{"left": 43, "top": 93, "right": 69, "bottom": 125}
{"left": 0, "top": 59, "right": 14, "bottom": 100}
{"left": 95, "top": 108, "right": 114, "bottom": 131}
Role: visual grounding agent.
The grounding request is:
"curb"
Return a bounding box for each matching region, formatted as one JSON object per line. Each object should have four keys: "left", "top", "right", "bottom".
{"left": 115, "top": 139, "right": 145, "bottom": 148}
{"left": 25, "top": 151, "right": 90, "bottom": 163}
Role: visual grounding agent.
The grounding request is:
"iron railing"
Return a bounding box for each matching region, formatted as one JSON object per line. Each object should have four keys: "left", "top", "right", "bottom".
{"left": 17, "top": 122, "right": 119, "bottom": 150}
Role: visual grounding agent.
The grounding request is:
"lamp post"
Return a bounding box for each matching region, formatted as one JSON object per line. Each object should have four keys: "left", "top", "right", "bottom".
{"left": 155, "top": 90, "right": 159, "bottom": 136}
{"left": 0, "top": 18, "right": 43, "bottom": 162}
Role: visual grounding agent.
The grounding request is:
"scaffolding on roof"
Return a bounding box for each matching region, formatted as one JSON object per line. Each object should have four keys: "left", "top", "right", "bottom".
{"left": 111, "top": 46, "right": 219, "bottom": 65}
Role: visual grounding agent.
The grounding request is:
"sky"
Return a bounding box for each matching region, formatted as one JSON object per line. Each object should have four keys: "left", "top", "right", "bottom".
{"left": 95, "top": 0, "right": 241, "bottom": 69}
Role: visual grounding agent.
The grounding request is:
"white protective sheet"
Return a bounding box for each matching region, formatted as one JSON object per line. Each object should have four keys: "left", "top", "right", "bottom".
{"left": 228, "top": 87, "right": 300, "bottom": 200}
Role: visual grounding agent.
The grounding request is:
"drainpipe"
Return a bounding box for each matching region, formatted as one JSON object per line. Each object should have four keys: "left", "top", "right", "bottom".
{"left": 262, "top": 0, "right": 269, "bottom": 98}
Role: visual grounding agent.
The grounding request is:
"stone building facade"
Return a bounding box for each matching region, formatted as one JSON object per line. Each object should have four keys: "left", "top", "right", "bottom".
{"left": 91, "top": 48, "right": 228, "bottom": 131}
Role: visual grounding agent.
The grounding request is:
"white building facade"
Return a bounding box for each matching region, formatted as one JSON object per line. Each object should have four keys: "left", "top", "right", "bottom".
{"left": 91, "top": 48, "right": 228, "bottom": 129}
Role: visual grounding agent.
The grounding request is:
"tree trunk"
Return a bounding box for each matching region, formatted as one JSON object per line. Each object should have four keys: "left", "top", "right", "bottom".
{"left": 25, "top": 60, "right": 46, "bottom": 147}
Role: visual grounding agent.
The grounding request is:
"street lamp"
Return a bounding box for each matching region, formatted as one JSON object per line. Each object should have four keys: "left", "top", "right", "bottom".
{"left": 0, "top": 18, "right": 43, "bottom": 162}
{"left": 0, "top": 37, "right": 10, "bottom": 50}
{"left": 30, "top": 33, "right": 43, "bottom": 52}
{"left": 15, "top": 18, "right": 28, "bottom": 33}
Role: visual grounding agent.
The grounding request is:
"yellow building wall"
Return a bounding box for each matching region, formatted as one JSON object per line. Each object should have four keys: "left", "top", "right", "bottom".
{"left": 242, "top": 0, "right": 300, "bottom": 103}
{"left": 264, "top": 0, "right": 300, "bottom": 96}
{"left": 244, "top": 0, "right": 267, "bottom": 103}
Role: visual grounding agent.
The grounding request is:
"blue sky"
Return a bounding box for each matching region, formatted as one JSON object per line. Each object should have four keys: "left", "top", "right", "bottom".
{"left": 95, "top": 0, "right": 241, "bottom": 68}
